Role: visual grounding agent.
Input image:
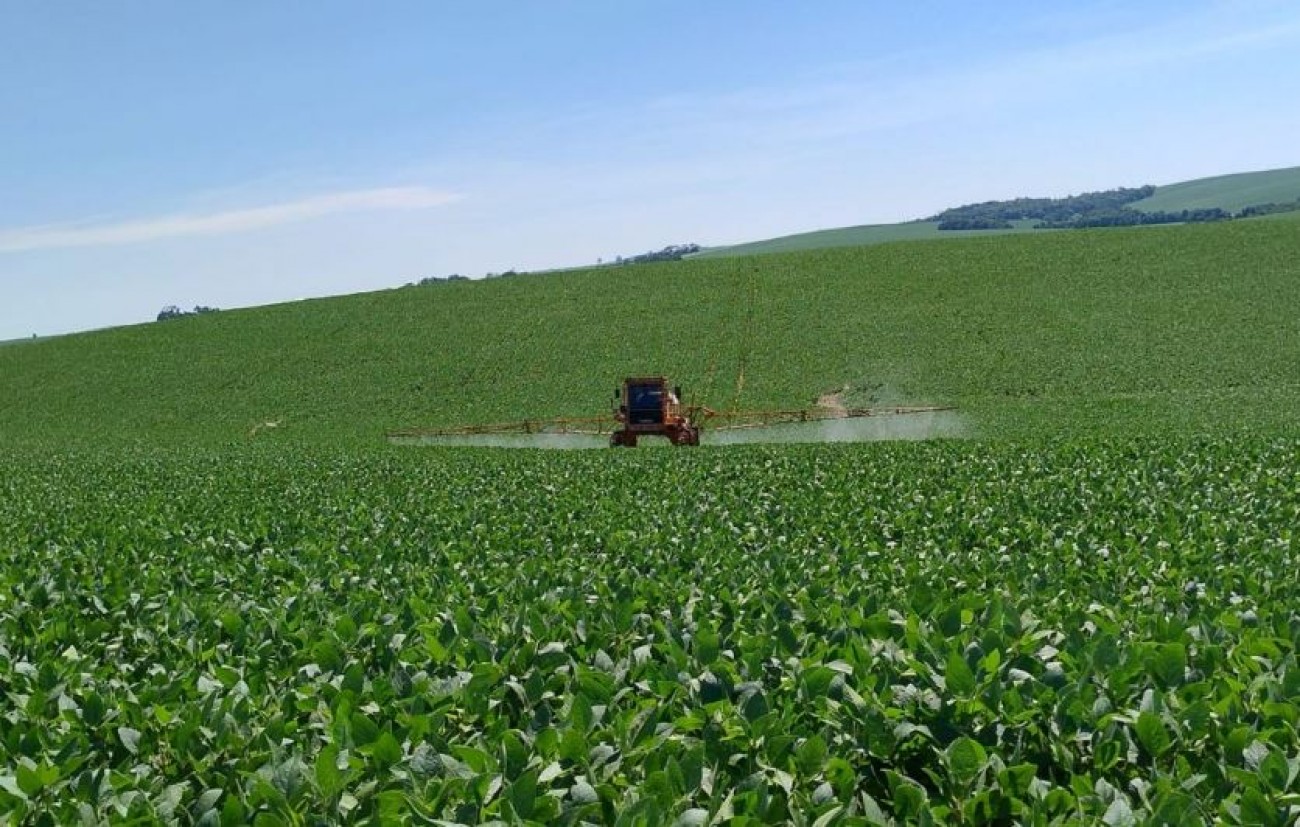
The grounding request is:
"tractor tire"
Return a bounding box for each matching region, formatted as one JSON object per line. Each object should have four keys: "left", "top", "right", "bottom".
{"left": 672, "top": 426, "right": 700, "bottom": 446}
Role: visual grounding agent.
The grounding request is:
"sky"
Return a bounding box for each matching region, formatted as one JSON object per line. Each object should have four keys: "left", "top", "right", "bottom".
{"left": 2, "top": 1, "right": 1299, "bottom": 339}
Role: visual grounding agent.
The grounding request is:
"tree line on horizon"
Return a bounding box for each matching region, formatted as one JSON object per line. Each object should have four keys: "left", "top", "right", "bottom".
{"left": 398, "top": 243, "right": 703, "bottom": 291}
{"left": 156, "top": 305, "right": 220, "bottom": 322}
{"left": 607, "top": 243, "right": 702, "bottom": 265}
{"left": 930, "top": 185, "right": 1300, "bottom": 231}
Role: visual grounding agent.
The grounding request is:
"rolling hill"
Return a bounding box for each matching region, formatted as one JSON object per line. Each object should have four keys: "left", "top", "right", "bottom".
{"left": 697, "top": 165, "right": 1300, "bottom": 259}
{"left": 1131, "top": 166, "right": 1300, "bottom": 213}
{"left": 1, "top": 219, "right": 1297, "bottom": 448}
{"left": 690, "top": 220, "right": 1043, "bottom": 259}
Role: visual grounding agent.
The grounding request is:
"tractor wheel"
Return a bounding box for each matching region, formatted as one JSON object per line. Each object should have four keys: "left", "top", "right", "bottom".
{"left": 672, "top": 426, "right": 700, "bottom": 446}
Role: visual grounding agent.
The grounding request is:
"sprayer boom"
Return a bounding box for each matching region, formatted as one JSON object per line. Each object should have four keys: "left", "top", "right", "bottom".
{"left": 386, "top": 376, "right": 953, "bottom": 446}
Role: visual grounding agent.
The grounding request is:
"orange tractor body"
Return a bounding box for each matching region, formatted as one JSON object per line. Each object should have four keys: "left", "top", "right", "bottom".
{"left": 610, "top": 376, "right": 700, "bottom": 447}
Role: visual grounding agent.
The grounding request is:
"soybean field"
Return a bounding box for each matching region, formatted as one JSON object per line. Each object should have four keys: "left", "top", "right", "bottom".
{"left": 2, "top": 438, "right": 1299, "bottom": 824}
{"left": 2, "top": 215, "right": 1300, "bottom": 824}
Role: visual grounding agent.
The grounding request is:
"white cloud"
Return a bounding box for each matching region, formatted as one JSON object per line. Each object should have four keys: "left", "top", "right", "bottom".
{"left": 572, "top": 5, "right": 1300, "bottom": 157}
{"left": 0, "top": 186, "right": 459, "bottom": 253}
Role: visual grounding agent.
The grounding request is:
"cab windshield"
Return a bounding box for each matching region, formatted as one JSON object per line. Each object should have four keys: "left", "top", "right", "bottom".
{"left": 627, "top": 383, "right": 665, "bottom": 424}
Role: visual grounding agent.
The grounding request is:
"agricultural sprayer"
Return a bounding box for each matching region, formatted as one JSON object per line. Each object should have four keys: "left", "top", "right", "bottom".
{"left": 387, "top": 376, "right": 952, "bottom": 447}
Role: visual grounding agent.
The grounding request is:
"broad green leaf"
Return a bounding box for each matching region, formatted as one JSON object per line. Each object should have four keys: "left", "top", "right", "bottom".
{"left": 1238, "top": 787, "right": 1279, "bottom": 827}
{"left": 812, "top": 805, "right": 844, "bottom": 827}
{"left": 887, "top": 772, "right": 928, "bottom": 820}
{"left": 1135, "top": 712, "right": 1171, "bottom": 757}
{"left": 117, "top": 727, "right": 142, "bottom": 755}
{"left": 82, "top": 692, "right": 106, "bottom": 727}
{"left": 1101, "top": 796, "right": 1136, "bottom": 827}
{"left": 1258, "top": 748, "right": 1289, "bottom": 792}
{"left": 1148, "top": 790, "right": 1197, "bottom": 825}
{"left": 372, "top": 732, "right": 402, "bottom": 770}
{"left": 1147, "top": 643, "right": 1187, "bottom": 687}
{"left": 507, "top": 768, "right": 539, "bottom": 820}
{"left": 946, "top": 651, "right": 976, "bottom": 695}
{"left": 946, "top": 737, "right": 987, "bottom": 785}
{"left": 802, "top": 666, "right": 836, "bottom": 698}
{"left": 15, "top": 764, "right": 44, "bottom": 797}
{"left": 194, "top": 788, "right": 223, "bottom": 813}
{"left": 795, "top": 734, "right": 828, "bottom": 777}
{"left": 316, "top": 745, "right": 344, "bottom": 797}
{"left": 0, "top": 774, "right": 27, "bottom": 801}
{"left": 675, "top": 808, "right": 709, "bottom": 827}
{"left": 570, "top": 780, "right": 599, "bottom": 804}
{"left": 695, "top": 623, "right": 720, "bottom": 665}
{"left": 220, "top": 795, "right": 246, "bottom": 827}
{"left": 350, "top": 712, "right": 379, "bottom": 746}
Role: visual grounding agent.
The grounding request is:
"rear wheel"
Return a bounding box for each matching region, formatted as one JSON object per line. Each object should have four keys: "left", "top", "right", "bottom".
{"left": 610, "top": 431, "right": 636, "bottom": 447}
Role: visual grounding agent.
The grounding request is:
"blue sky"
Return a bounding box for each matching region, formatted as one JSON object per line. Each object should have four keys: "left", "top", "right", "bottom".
{"left": 2, "top": 1, "right": 1298, "bottom": 339}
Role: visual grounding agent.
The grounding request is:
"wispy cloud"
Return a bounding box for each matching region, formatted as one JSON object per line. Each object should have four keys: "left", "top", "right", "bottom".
{"left": 556, "top": 4, "right": 1300, "bottom": 159}
{"left": 0, "top": 186, "right": 459, "bottom": 253}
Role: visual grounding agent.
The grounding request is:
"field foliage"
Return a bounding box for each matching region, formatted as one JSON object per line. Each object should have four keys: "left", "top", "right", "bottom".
{"left": 2, "top": 438, "right": 1299, "bottom": 823}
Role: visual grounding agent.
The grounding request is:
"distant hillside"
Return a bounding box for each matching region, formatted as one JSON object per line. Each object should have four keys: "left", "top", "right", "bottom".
{"left": 2, "top": 220, "right": 1298, "bottom": 448}
{"left": 700, "top": 165, "right": 1300, "bottom": 258}
{"left": 1131, "top": 166, "right": 1300, "bottom": 213}
{"left": 692, "top": 220, "right": 1042, "bottom": 259}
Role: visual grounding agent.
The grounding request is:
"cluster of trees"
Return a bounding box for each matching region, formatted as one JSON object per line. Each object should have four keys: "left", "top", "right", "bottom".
{"left": 394, "top": 242, "right": 704, "bottom": 289}
{"left": 1038, "top": 208, "right": 1230, "bottom": 229}
{"left": 409, "top": 274, "right": 470, "bottom": 287}
{"left": 404, "top": 271, "right": 536, "bottom": 286}
{"left": 611, "top": 243, "right": 701, "bottom": 265}
{"left": 936, "top": 217, "right": 1014, "bottom": 231}
{"left": 929, "top": 184, "right": 1300, "bottom": 232}
{"left": 1238, "top": 199, "right": 1300, "bottom": 218}
{"left": 156, "top": 305, "right": 220, "bottom": 322}
{"left": 931, "top": 186, "right": 1156, "bottom": 228}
